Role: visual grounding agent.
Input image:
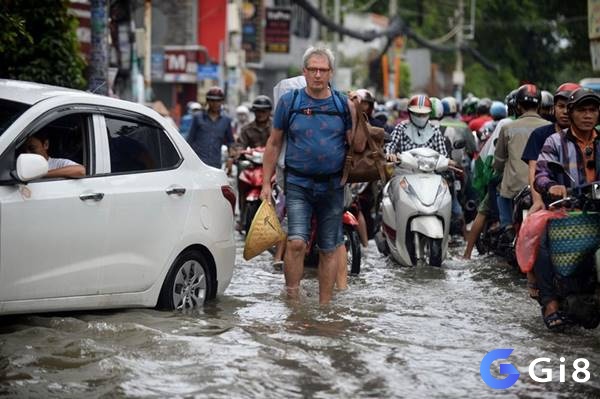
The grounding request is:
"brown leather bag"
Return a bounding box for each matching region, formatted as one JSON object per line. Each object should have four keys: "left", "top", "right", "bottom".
{"left": 341, "top": 98, "right": 389, "bottom": 184}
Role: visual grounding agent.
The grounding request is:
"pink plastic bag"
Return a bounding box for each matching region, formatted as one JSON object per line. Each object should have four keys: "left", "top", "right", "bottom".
{"left": 515, "top": 209, "right": 567, "bottom": 273}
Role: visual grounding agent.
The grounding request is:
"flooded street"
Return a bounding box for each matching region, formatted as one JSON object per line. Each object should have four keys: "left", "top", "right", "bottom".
{"left": 2, "top": 237, "right": 600, "bottom": 398}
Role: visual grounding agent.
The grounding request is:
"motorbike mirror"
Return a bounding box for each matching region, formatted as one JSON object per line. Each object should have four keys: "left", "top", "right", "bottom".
{"left": 547, "top": 161, "right": 576, "bottom": 183}
{"left": 453, "top": 139, "right": 466, "bottom": 150}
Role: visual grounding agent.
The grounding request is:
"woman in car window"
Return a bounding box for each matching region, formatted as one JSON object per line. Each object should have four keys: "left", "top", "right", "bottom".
{"left": 22, "top": 133, "right": 85, "bottom": 178}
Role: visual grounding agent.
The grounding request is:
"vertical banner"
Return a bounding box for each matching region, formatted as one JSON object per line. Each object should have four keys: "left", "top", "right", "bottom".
{"left": 589, "top": 0, "right": 600, "bottom": 39}
{"left": 242, "top": 0, "right": 263, "bottom": 64}
{"left": 265, "top": 8, "right": 291, "bottom": 53}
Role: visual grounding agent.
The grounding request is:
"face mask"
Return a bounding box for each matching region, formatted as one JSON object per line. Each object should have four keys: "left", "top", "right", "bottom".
{"left": 410, "top": 114, "right": 429, "bottom": 128}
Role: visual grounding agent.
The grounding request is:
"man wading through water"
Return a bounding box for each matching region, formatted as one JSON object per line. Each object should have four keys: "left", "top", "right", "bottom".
{"left": 260, "top": 46, "right": 364, "bottom": 304}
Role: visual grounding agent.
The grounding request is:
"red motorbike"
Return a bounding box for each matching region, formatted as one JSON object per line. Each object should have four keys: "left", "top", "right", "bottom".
{"left": 237, "top": 147, "right": 272, "bottom": 233}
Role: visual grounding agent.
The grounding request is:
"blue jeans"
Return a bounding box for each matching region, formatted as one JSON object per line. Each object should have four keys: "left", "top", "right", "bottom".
{"left": 497, "top": 194, "right": 513, "bottom": 227}
{"left": 286, "top": 183, "right": 344, "bottom": 252}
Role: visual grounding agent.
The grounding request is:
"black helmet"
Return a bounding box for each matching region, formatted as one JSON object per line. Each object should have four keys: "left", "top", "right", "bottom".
{"left": 251, "top": 95, "right": 273, "bottom": 111}
{"left": 505, "top": 89, "right": 519, "bottom": 116}
{"left": 567, "top": 88, "right": 600, "bottom": 111}
{"left": 515, "top": 84, "right": 541, "bottom": 107}
{"left": 554, "top": 82, "right": 581, "bottom": 102}
{"left": 206, "top": 86, "right": 225, "bottom": 101}
{"left": 540, "top": 90, "right": 554, "bottom": 109}
{"left": 476, "top": 98, "right": 492, "bottom": 115}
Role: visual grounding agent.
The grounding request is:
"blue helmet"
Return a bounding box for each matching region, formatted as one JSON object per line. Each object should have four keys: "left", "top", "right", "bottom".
{"left": 441, "top": 96, "right": 458, "bottom": 115}
{"left": 490, "top": 101, "right": 507, "bottom": 120}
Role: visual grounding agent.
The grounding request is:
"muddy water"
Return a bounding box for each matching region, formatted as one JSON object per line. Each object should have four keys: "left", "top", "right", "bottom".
{"left": 1, "top": 239, "right": 600, "bottom": 398}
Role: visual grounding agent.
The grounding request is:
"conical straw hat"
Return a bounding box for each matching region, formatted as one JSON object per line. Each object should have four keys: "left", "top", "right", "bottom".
{"left": 243, "top": 200, "right": 286, "bottom": 260}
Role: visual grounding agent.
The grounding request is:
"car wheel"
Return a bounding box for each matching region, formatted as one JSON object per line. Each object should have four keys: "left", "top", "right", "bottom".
{"left": 344, "top": 226, "right": 361, "bottom": 275}
{"left": 158, "top": 250, "right": 214, "bottom": 310}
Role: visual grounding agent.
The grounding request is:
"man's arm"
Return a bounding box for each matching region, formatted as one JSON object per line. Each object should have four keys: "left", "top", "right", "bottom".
{"left": 224, "top": 121, "right": 234, "bottom": 147}
{"left": 187, "top": 114, "right": 198, "bottom": 144}
{"left": 46, "top": 164, "right": 85, "bottom": 178}
{"left": 260, "top": 127, "right": 284, "bottom": 203}
{"left": 534, "top": 136, "right": 561, "bottom": 195}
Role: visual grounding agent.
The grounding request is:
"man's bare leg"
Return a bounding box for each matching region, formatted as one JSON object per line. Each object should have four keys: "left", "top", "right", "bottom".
{"left": 335, "top": 244, "right": 348, "bottom": 290}
{"left": 284, "top": 239, "right": 306, "bottom": 298}
{"left": 463, "top": 212, "right": 487, "bottom": 259}
{"left": 318, "top": 249, "right": 338, "bottom": 304}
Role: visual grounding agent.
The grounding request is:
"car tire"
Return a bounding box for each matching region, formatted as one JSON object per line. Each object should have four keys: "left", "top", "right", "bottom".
{"left": 158, "top": 249, "right": 214, "bottom": 310}
{"left": 344, "top": 226, "right": 361, "bottom": 275}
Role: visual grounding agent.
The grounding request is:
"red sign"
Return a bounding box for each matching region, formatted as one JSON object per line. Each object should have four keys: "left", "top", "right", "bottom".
{"left": 265, "top": 8, "right": 291, "bottom": 53}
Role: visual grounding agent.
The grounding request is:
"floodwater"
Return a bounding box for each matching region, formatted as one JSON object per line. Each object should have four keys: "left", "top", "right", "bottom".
{"left": 1, "top": 238, "right": 600, "bottom": 399}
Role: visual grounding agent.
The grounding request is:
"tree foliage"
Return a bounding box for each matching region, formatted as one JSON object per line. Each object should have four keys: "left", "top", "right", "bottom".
{"left": 349, "top": 0, "right": 594, "bottom": 99}
{"left": 0, "top": 0, "right": 86, "bottom": 89}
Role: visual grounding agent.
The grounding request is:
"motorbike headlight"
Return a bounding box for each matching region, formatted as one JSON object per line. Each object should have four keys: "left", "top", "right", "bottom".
{"left": 416, "top": 156, "right": 438, "bottom": 172}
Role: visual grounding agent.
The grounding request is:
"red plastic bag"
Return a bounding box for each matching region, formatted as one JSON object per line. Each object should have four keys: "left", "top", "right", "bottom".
{"left": 515, "top": 209, "right": 567, "bottom": 273}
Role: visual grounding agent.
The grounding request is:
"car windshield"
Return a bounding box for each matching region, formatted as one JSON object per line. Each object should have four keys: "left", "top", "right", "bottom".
{"left": 0, "top": 99, "right": 30, "bottom": 136}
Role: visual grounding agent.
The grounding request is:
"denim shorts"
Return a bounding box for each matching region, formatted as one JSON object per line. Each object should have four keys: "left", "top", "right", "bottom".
{"left": 285, "top": 183, "right": 344, "bottom": 252}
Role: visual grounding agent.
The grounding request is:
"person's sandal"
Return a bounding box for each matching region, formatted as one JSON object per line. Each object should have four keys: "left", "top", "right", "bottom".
{"left": 542, "top": 308, "right": 569, "bottom": 331}
{"left": 272, "top": 260, "right": 284, "bottom": 270}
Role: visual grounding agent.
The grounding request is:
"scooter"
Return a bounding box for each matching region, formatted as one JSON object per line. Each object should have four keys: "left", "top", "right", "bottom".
{"left": 375, "top": 147, "right": 453, "bottom": 267}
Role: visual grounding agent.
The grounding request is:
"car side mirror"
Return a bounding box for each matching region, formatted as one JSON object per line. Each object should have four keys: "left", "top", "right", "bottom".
{"left": 15, "top": 153, "right": 48, "bottom": 182}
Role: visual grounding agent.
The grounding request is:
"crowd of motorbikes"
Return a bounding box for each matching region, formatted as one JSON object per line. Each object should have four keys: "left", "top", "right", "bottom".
{"left": 227, "top": 120, "right": 600, "bottom": 332}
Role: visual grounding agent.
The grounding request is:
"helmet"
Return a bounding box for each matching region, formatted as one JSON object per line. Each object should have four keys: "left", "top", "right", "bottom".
{"left": 235, "top": 105, "right": 250, "bottom": 115}
{"left": 429, "top": 97, "right": 444, "bottom": 120}
{"left": 490, "top": 101, "right": 507, "bottom": 119}
{"left": 206, "top": 86, "right": 225, "bottom": 101}
{"left": 515, "top": 84, "right": 541, "bottom": 106}
{"left": 505, "top": 89, "right": 518, "bottom": 115}
{"left": 355, "top": 89, "right": 375, "bottom": 103}
{"left": 251, "top": 95, "right": 273, "bottom": 111}
{"left": 476, "top": 98, "right": 492, "bottom": 115}
{"left": 554, "top": 82, "right": 581, "bottom": 102}
{"left": 567, "top": 88, "right": 600, "bottom": 111}
{"left": 408, "top": 94, "right": 432, "bottom": 114}
{"left": 441, "top": 96, "right": 458, "bottom": 116}
{"left": 540, "top": 90, "right": 554, "bottom": 109}
{"left": 462, "top": 96, "right": 479, "bottom": 115}
{"left": 187, "top": 101, "right": 201, "bottom": 112}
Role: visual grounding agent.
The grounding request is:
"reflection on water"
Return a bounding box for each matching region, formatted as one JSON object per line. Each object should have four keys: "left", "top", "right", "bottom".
{"left": 1, "top": 238, "right": 600, "bottom": 398}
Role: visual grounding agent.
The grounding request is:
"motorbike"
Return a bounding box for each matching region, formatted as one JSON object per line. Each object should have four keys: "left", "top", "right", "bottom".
{"left": 475, "top": 185, "right": 531, "bottom": 267}
{"left": 375, "top": 147, "right": 454, "bottom": 267}
{"left": 237, "top": 147, "right": 269, "bottom": 233}
{"left": 536, "top": 162, "right": 600, "bottom": 329}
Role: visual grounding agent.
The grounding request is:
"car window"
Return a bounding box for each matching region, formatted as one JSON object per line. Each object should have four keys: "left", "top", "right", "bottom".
{"left": 0, "top": 112, "right": 90, "bottom": 181}
{"left": 105, "top": 116, "right": 181, "bottom": 174}
{"left": 0, "top": 99, "right": 30, "bottom": 136}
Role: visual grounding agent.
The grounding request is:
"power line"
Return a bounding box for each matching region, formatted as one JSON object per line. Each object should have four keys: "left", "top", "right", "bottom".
{"left": 291, "top": 0, "right": 499, "bottom": 71}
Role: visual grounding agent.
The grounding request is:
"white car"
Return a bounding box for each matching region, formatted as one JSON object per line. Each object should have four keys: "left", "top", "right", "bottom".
{"left": 0, "top": 79, "right": 236, "bottom": 315}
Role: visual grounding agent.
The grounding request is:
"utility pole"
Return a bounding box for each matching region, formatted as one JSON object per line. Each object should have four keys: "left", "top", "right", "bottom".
{"left": 88, "top": 0, "right": 108, "bottom": 95}
{"left": 144, "top": 0, "right": 152, "bottom": 101}
{"left": 333, "top": 0, "right": 340, "bottom": 68}
{"left": 453, "top": 0, "right": 465, "bottom": 104}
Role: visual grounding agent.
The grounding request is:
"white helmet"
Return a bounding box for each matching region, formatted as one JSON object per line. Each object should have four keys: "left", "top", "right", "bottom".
{"left": 187, "top": 101, "right": 201, "bottom": 112}
{"left": 236, "top": 105, "right": 250, "bottom": 115}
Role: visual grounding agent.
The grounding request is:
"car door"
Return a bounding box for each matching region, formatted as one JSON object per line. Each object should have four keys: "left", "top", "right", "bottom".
{"left": 91, "top": 112, "right": 193, "bottom": 294}
{"left": 0, "top": 111, "right": 110, "bottom": 302}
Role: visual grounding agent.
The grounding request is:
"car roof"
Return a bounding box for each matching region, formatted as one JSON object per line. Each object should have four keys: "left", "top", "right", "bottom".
{"left": 0, "top": 79, "right": 100, "bottom": 105}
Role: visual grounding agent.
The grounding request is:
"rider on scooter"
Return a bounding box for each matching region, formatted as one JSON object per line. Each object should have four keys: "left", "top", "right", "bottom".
{"left": 533, "top": 88, "right": 600, "bottom": 330}
{"left": 384, "top": 94, "right": 450, "bottom": 162}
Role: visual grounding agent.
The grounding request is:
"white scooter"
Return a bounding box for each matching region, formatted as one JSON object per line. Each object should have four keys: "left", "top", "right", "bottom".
{"left": 375, "top": 147, "right": 454, "bottom": 267}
